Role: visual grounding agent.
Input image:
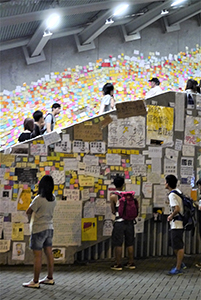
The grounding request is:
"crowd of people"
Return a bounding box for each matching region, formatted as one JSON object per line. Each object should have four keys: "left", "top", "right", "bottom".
{"left": 18, "top": 103, "right": 61, "bottom": 143}
{"left": 18, "top": 78, "right": 200, "bottom": 142}
{"left": 22, "top": 173, "right": 201, "bottom": 288}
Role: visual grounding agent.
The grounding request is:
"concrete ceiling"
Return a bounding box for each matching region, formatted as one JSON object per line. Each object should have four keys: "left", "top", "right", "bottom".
{"left": 0, "top": 0, "right": 200, "bottom": 63}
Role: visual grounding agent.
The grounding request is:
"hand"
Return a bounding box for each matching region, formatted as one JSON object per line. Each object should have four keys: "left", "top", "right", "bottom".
{"left": 167, "top": 214, "right": 173, "bottom": 222}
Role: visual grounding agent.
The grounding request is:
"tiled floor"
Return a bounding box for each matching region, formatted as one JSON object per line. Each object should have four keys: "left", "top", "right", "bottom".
{"left": 0, "top": 256, "right": 200, "bottom": 300}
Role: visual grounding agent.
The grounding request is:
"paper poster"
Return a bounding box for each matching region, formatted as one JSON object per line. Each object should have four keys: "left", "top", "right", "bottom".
{"left": 73, "top": 141, "right": 89, "bottom": 153}
{"left": 95, "top": 198, "right": 106, "bottom": 215}
{"left": 180, "top": 157, "right": 194, "bottom": 179}
{"left": 85, "top": 165, "right": 100, "bottom": 177}
{"left": 108, "top": 116, "right": 145, "bottom": 148}
{"left": 43, "top": 131, "right": 61, "bottom": 146}
{"left": 103, "top": 219, "right": 113, "bottom": 236}
{"left": 116, "top": 100, "right": 147, "bottom": 119}
{"left": 0, "top": 153, "right": 15, "bottom": 166}
{"left": 164, "top": 158, "right": 177, "bottom": 176}
{"left": 0, "top": 240, "right": 10, "bottom": 253}
{"left": 175, "top": 93, "right": 185, "bottom": 131}
{"left": 182, "top": 145, "right": 195, "bottom": 157}
{"left": 11, "top": 144, "right": 29, "bottom": 155}
{"left": 83, "top": 201, "right": 95, "bottom": 218}
{"left": 54, "top": 136, "right": 71, "bottom": 153}
{"left": 132, "top": 165, "right": 147, "bottom": 176}
{"left": 130, "top": 154, "right": 145, "bottom": 165}
{"left": 184, "top": 116, "right": 201, "bottom": 146}
{"left": 50, "top": 170, "right": 65, "bottom": 184}
{"left": 90, "top": 142, "right": 106, "bottom": 154}
{"left": 30, "top": 144, "right": 47, "bottom": 156}
{"left": 74, "top": 123, "right": 103, "bottom": 142}
{"left": 142, "top": 182, "right": 152, "bottom": 198}
{"left": 53, "top": 201, "right": 82, "bottom": 246}
{"left": 12, "top": 242, "right": 25, "bottom": 260}
{"left": 151, "top": 158, "right": 161, "bottom": 174}
{"left": 165, "top": 148, "right": 178, "bottom": 161}
{"left": 52, "top": 247, "right": 65, "bottom": 261}
{"left": 64, "top": 158, "right": 78, "bottom": 171}
{"left": 147, "top": 105, "right": 174, "bottom": 144}
{"left": 79, "top": 175, "right": 94, "bottom": 187}
{"left": 134, "top": 217, "right": 144, "bottom": 234}
{"left": 3, "top": 222, "right": 12, "bottom": 240}
{"left": 83, "top": 155, "right": 99, "bottom": 166}
{"left": 81, "top": 189, "right": 90, "bottom": 201}
{"left": 106, "top": 153, "right": 121, "bottom": 165}
{"left": 153, "top": 185, "right": 168, "bottom": 207}
{"left": 175, "top": 139, "right": 183, "bottom": 151}
{"left": 148, "top": 147, "right": 162, "bottom": 158}
{"left": 17, "top": 188, "right": 31, "bottom": 211}
{"left": 81, "top": 218, "right": 97, "bottom": 241}
{"left": 63, "top": 189, "right": 80, "bottom": 201}
{"left": 12, "top": 223, "right": 24, "bottom": 240}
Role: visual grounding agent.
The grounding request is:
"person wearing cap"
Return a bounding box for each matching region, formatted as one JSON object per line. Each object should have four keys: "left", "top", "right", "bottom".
{"left": 145, "top": 77, "right": 162, "bottom": 99}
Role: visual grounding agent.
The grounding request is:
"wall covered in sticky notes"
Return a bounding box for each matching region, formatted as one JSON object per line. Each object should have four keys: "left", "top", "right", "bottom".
{"left": 0, "top": 90, "right": 201, "bottom": 266}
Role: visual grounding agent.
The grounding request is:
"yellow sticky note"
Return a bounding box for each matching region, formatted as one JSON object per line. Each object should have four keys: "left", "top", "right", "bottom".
{"left": 23, "top": 157, "right": 28, "bottom": 162}
{"left": 58, "top": 190, "right": 63, "bottom": 195}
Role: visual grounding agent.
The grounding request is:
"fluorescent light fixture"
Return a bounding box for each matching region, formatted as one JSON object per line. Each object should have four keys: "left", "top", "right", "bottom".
{"left": 46, "top": 13, "right": 60, "bottom": 29}
{"left": 161, "top": 9, "right": 169, "bottom": 15}
{"left": 113, "top": 4, "right": 129, "bottom": 16}
{"left": 171, "top": 0, "right": 186, "bottom": 6}
{"left": 105, "top": 18, "right": 114, "bottom": 25}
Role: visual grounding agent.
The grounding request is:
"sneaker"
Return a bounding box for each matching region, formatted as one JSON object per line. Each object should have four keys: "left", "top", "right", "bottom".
{"left": 195, "top": 263, "right": 201, "bottom": 268}
{"left": 168, "top": 267, "right": 183, "bottom": 275}
{"left": 111, "top": 264, "right": 123, "bottom": 271}
{"left": 39, "top": 276, "right": 55, "bottom": 285}
{"left": 125, "top": 263, "right": 136, "bottom": 270}
{"left": 181, "top": 262, "right": 187, "bottom": 269}
{"left": 22, "top": 279, "right": 40, "bottom": 288}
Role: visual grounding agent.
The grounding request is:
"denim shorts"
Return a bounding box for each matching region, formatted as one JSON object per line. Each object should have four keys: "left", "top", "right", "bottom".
{"left": 30, "top": 229, "right": 53, "bottom": 250}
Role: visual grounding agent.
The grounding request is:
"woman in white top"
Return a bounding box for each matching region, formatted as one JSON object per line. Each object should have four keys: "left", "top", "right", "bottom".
{"left": 99, "top": 83, "right": 115, "bottom": 114}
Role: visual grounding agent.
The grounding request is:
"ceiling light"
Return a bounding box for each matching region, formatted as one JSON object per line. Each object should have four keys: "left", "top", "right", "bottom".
{"left": 105, "top": 18, "right": 114, "bottom": 25}
{"left": 113, "top": 4, "right": 129, "bottom": 16}
{"left": 161, "top": 9, "right": 169, "bottom": 15}
{"left": 46, "top": 13, "right": 60, "bottom": 30}
{"left": 171, "top": 0, "right": 186, "bottom": 7}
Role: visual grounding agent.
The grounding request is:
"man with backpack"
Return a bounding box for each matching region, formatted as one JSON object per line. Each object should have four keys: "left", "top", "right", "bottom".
{"left": 110, "top": 174, "right": 138, "bottom": 270}
{"left": 165, "top": 174, "right": 186, "bottom": 275}
{"left": 45, "top": 103, "right": 61, "bottom": 133}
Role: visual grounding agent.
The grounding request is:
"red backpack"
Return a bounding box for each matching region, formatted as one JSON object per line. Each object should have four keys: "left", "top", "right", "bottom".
{"left": 116, "top": 191, "right": 138, "bottom": 221}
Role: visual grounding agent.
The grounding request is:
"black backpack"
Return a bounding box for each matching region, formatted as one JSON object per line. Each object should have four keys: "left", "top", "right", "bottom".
{"left": 45, "top": 113, "right": 54, "bottom": 125}
{"left": 171, "top": 190, "right": 196, "bottom": 234}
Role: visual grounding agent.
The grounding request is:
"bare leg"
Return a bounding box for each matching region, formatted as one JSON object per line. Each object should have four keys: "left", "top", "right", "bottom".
{"left": 115, "top": 246, "right": 122, "bottom": 265}
{"left": 33, "top": 250, "right": 42, "bottom": 282}
{"left": 127, "top": 245, "right": 134, "bottom": 264}
{"left": 174, "top": 248, "right": 184, "bottom": 270}
{"left": 44, "top": 246, "right": 54, "bottom": 279}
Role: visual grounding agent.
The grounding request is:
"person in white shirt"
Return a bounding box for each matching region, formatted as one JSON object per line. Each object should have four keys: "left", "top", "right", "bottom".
{"left": 165, "top": 174, "right": 185, "bottom": 275}
{"left": 99, "top": 83, "right": 115, "bottom": 114}
{"left": 145, "top": 77, "right": 162, "bottom": 99}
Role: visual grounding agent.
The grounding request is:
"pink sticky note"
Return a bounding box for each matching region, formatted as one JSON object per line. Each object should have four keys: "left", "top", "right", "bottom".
{"left": 70, "top": 185, "right": 74, "bottom": 189}
{"left": 23, "top": 184, "right": 28, "bottom": 189}
{"left": 100, "top": 190, "right": 104, "bottom": 195}
{"left": 125, "top": 175, "right": 130, "bottom": 179}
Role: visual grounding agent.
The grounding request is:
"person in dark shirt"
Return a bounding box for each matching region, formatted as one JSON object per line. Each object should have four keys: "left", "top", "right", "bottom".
{"left": 32, "top": 110, "right": 45, "bottom": 138}
{"left": 18, "top": 118, "right": 34, "bottom": 142}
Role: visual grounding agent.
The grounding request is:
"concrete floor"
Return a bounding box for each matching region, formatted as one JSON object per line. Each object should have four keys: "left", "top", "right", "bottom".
{"left": 0, "top": 255, "right": 200, "bottom": 300}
